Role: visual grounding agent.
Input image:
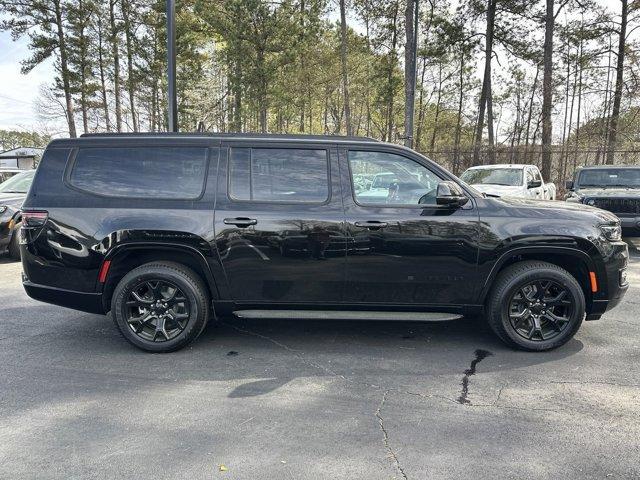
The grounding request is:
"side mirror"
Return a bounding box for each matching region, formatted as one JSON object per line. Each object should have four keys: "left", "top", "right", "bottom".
{"left": 527, "top": 180, "right": 542, "bottom": 189}
{"left": 565, "top": 180, "right": 574, "bottom": 190}
{"left": 436, "top": 181, "right": 469, "bottom": 207}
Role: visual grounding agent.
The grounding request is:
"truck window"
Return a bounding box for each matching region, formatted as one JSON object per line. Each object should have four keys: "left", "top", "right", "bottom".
{"left": 69, "top": 146, "right": 208, "bottom": 199}
{"left": 228, "top": 147, "right": 329, "bottom": 203}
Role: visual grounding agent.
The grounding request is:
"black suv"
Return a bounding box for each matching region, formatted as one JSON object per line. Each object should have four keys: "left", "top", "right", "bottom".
{"left": 20, "top": 133, "right": 628, "bottom": 352}
{"left": 566, "top": 165, "right": 640, "bottom": 236}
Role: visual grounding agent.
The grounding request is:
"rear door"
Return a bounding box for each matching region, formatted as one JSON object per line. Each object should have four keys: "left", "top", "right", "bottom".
{"left": 214, "top": 141, "right": 346, "bottom": 305}
{"left": 340, "top": 146, "right": 481, "bottom": 306}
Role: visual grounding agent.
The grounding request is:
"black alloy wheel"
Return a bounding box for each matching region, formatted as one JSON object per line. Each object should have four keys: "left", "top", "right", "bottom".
{"left": 508, "top": 279, "right": 574, "bottom": 342}
{"left": 125, "top": 279, "right": 191, "bottom": 342}
{"left": 486, "top": 260, "right": 585, "bottom": 351}
{"left": 112, "top": 262, "right": 210, "bottom": 352}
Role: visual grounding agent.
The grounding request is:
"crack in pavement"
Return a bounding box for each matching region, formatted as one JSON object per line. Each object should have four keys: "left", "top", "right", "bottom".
{"left": 457, "top": 349, "right": 493, "bottom": 405}
{"left": 375, "top": 390, "right": 408, "bottom": 480}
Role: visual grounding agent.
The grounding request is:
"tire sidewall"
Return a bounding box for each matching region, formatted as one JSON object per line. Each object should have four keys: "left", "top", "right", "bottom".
{"left": 496, "top": 268, "right": 585, "bottom": 351}
{"left": 8, "top": 222, "right": 21, "bottom": 260}
{"left": 112, "top": 267, "right": 206, "bottom": 352}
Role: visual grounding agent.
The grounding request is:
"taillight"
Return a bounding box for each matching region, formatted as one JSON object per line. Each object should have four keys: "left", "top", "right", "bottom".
{"left": 22, "top": 210, "right": 48, "bottom": 228}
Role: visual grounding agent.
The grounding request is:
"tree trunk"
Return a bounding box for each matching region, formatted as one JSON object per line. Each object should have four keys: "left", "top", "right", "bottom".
{"left": 121, "top": 0, "right": 138, "bottom": 131}
{"left": 415, "top": 57, "right": 427, "bottom": 151}
{"left": 606, "top": 0, "right": 628, "bottom": 165}
{"left": 339, "top": 0, "right": 352, "bottom": 135}
{"left": 540, "top": 0, "right": 555, "bottom": 181}
{"left": 109, "top": 0, "right": 123, "bottom": 132}
{"left": 472, "top": 0, "right": 496, "bottom": 165}
{"left": 453, "top": 50, "right": 465, "bottom": 174}
{"left": 429, "top": 63, "right": 443, "bottom": 156}
{"left": 385, "top": 1, "right": 399, "bottom": 142}
{"left": 97, "top": 14, "right": 111, "bottom": 131}
{"left": 54, "top": 0, "right": 77, "bottom": 138}
{"left": 403, "top": 0, "right": 418, "bottom": 147}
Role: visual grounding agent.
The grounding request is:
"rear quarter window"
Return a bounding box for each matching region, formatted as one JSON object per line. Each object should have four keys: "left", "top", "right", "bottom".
{"left": 68, "top": 146, "right": 208, "bottom": 199}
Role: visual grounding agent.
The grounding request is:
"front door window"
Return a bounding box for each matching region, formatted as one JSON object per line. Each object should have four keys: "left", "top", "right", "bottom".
{"left": 348, "top": 151, "right": 441, "bottom": 206}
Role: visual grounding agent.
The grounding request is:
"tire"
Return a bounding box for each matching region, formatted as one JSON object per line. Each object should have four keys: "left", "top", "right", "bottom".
{"left": 111, "top": 261, "right": 211, "bottom": 352}
{"left": 486, "top": 261, "right": 585, "bottom": 351}
{"left": 8, "top": 222, "right": 21, "bottom": 260}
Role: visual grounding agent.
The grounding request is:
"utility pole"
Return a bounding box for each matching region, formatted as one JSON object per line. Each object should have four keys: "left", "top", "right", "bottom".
{"left": 167, "top": 0, "right": 178, "bottom": 132}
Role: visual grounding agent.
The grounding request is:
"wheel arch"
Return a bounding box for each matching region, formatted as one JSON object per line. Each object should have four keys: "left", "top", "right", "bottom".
{"left": 99, "top": 243, "right": 219, "bottom": 313}
{"left": 478, "top": 246, "right": 602, "bottom": 314}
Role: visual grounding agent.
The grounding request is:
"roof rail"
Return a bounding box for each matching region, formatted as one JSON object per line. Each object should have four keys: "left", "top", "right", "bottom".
{"left": 79, "top": 132, "right": 380, "bottom": 142}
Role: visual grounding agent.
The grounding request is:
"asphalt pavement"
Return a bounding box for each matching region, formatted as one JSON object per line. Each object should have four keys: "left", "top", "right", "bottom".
{"left": 1, "top": 248, "right": 639, "bottom": 479}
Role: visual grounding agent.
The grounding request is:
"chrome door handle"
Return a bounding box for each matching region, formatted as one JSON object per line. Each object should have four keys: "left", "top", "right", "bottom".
{"left": 354, "top": 221, "right": 388, "bottom": 230}
{"left": 224, "top": 217, "right": 258, "bottom": 227}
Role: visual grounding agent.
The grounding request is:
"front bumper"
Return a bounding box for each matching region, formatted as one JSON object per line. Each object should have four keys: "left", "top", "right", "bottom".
{"left": 587, "top": 241, "right": 629, "bottom": 319}
{"left": 23, "top": 275, "right": 105, "bottom": 315}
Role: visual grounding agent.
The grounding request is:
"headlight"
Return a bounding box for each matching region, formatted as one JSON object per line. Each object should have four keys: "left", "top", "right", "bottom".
{"left": 0, "top": 206, "right": 7, "bottom": 215}
{"left": 600, "top": 223, "right": 622, "bottom": 242}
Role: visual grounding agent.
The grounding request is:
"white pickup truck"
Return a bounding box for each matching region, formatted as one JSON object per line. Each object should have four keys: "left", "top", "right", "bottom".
{"left": 459, "top": 164, "right": 556, "bottom": 200}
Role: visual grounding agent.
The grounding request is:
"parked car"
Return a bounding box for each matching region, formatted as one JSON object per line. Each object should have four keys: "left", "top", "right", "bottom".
{"left": 460, "top": 164, "right": 556, "bottom": 200}
{"left": 0, "top": 167, "right": 24, "bottom": 184}
{"left": 566, "top": 165, "right": 640, "bottom": 236}
{"left": 20, "top": 134, "right": 627, "bottom": 353}
{"left": 0, "top": 169, "right": 35, "bottom": 259}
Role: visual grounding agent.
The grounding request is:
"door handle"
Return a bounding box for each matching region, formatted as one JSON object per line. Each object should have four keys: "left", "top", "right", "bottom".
{"left": 354, "top": 220, "right": 388, "bottom": 230}
{"left": 224, "top": 217, "right": 258, "bottom": 227}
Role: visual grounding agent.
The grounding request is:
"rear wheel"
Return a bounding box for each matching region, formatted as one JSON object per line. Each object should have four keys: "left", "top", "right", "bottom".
{"left": 8, "top": 222, "right": 21, "bottom": 260}
{"left": 486, "top": 261, "right": 585, "bottom": 351}
{"left": 111, "top": 262, "right": 210, "bottom": 352}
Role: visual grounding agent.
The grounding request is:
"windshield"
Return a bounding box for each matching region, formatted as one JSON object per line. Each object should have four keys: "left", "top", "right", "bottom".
{"left": 0, "top": 170, "right": 35, "bottom": 194}
{"left": 460, "top": 168, "right": 523, "bottom": 187}
{"left": 577, "top": 169, "right": 640, "bottom": 188}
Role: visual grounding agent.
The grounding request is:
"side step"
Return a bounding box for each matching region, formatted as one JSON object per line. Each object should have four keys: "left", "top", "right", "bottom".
{"left": 232, "top": 310, "right": 462, "bottom": 322}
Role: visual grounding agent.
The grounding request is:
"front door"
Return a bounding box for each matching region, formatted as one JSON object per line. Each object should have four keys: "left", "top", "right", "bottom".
{"left": 215, "top": 142, "right": 346, "bottom": 304}
{"left": 340, "top": 147, "right": 480, "bottom": 307}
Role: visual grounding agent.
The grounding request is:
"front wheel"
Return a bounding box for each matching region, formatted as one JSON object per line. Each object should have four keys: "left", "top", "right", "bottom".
{"left": 486, "top": 261, "right": 585, "bottom": 351}
{"left": 111, "top": 262, "right": 210, "bottom": 352}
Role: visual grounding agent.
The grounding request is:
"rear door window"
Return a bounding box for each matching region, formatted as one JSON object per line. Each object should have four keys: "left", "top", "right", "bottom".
{"left": 228, "top": 147, "right": 329, "bottom": 203}
{"left": 69, "top": 146, "right": 208, "bottom": 199}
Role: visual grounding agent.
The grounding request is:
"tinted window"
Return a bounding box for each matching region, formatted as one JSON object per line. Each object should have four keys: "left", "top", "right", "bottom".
{"left": 229, "top": 148, "right": 329, "bottom": 203}
{"left": 349, "top": 151, "right": 440, "bottom": 206}
{"left": 69, "top": 147, "right": 207, "bottom": 198}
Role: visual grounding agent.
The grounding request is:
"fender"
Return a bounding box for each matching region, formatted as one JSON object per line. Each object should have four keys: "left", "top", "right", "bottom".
{"left": 477, "top": 245, "right": 604, "bottom": 304}
{"left": 98, "top": 237, "right": 221, "bottom": 306}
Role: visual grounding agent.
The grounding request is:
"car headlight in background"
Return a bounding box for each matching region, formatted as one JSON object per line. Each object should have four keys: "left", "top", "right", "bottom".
{"left": 600, "top": 223, "right": 622, "bottom": 242}
{"left": 0, "top": 206, "right": 7, "bottom": 215}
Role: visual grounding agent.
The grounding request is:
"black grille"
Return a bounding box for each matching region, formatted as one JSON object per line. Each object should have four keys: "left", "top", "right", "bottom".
{"left": 585, "top": 197, "right": 640, "bottom": 215}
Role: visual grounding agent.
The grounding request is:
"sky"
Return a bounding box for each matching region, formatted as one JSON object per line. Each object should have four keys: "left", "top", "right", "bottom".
{"left": 0, "top": 31, "right": 55, "bottom": 132}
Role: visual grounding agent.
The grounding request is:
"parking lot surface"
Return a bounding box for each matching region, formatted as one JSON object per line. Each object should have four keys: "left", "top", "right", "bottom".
{"left": 1, "top": 248, "right": 639, "bottom": 480}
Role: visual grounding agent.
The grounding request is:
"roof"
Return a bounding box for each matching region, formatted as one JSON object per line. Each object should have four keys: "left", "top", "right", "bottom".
{"left": 79, "top": 132, "right": 379, "bottom": 143}
{"left": 465, "top": 163, "right": 536, "bottom": 170}
{"left": 579, "top": 165, "right": 640, "bottom": 170}
{"left": 0, "top": 147, "right": 45, "bottom": 158}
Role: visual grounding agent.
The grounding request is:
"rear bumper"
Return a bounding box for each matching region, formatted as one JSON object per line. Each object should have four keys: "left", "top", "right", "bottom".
{"left": 23, "top": 276, "right": 105, "bottom": 315}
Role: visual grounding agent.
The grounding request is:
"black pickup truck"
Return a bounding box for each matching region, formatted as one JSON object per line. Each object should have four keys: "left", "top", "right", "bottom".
{"left": 566, "top": 166, "right": 640, "bottom": 236}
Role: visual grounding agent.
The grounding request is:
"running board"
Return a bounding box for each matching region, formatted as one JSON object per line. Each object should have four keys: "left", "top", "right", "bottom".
{"left": 232, "top": 310, "right": 462, "bottom": 322}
